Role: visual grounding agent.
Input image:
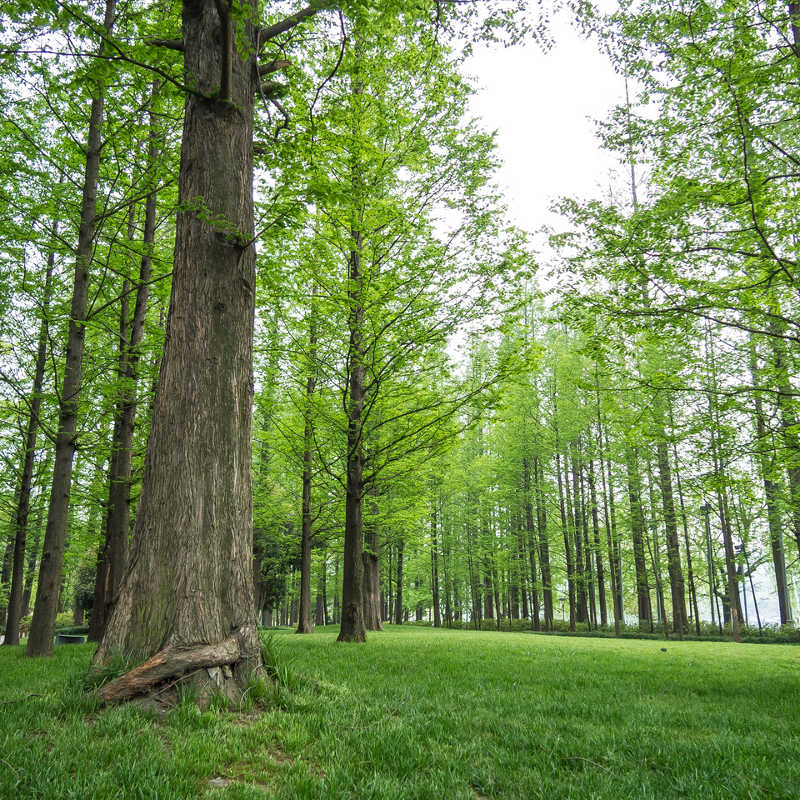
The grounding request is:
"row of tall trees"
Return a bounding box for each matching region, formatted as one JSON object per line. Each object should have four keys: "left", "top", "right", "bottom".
{"left": 0, "top": 0, "right": 797, "bottom": 710}
{"left": 0, "top": 0, "right": 533, "bottom": 702}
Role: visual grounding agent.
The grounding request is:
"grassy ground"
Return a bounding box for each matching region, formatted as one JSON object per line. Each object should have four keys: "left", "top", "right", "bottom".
{"left": 1, "top": 626, "right": 798, "bottom": 799}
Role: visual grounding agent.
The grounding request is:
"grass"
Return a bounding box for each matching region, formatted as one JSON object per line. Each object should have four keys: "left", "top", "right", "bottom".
{"left": 1, "top": 626, "right": 798, "bottom": 798}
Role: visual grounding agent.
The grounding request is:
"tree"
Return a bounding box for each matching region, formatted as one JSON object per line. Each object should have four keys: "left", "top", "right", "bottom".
{"left": 94, "top": 0, "right": 335, "bottom": 702}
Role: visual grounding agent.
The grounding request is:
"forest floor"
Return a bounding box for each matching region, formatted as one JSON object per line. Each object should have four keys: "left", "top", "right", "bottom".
{"left": 1, "top": 626, "right": 798, "bottom": 799}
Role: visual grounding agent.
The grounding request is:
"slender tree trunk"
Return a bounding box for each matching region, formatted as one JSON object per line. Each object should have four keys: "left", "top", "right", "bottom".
{"left": 626, "top": 447, "right": 652, "bottom": 630}
{"left": 90, "top": 138, "right": 158, "bottom": 642}
{"left": 522, "top": 458, "right": 540, "bottom": 630}
{"left": 767, "top": 313, "right": 800, "bottom": 558}
{"left": 569, "top": 449, "right": 588, "bottom": 625}
{"left": 554, "top": 447, "right": 576, "bottom": 631}
{"left": 669, "top": 403, "right": 701, "bottom": 635}
{"left": 654, "top": 397, "right": 687, "bottom": 637}
{"left": 431, "top": 501, "right": 441, "bottom": 628}
{"left": 338, "top": 62, "right": 367, "bottom": 643}
{"left": 333, "top": 552, "right": 340, "bottom": 624}
{"left": 3, "top": 243, "right": 55, "bottom": 646}
{"left": 587, "top": 458, "right": 607, "bottom": 628}
{"left": 534, "top": 457, "right": 553, "bottom": 630}
{"left": 0, "top": 539, "right": 12, "bottom": 630}
{"left": 394, "top": 538, "right": 404, "bottom": 625}
{"left": 94, "top": 0, "right": 262, "bottom": 695}
{"left": 577, "top": 448, "right": 597, "bottom": 628}
{"left": 749, "top": 341, "right": 792, "bottom": 623}
{"left": 297, "top": 286, "right": 318, "bottom": 635}
{"left": 27, "top": 0, "right": 116, "bottom": 657}
{"left": 362, "top": 488, "right": 382, "bottom": 631}
{"left": 22, "top": 505, "right": 44, "bottom": 619}
{"left": 705, "top": 327, "right": 742, "bottom": 641}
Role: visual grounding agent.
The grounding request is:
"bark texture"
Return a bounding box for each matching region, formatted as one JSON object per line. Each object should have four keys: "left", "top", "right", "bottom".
{"left": 94, "top": 0, "right": 260, "bottom": 691}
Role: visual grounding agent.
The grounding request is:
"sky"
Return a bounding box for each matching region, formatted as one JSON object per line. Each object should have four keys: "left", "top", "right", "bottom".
{"left": 465, "top": 12, "right": 626, "bottom": 242}
{"left": 461, "top": 19, "right": 790, "bottom": 626}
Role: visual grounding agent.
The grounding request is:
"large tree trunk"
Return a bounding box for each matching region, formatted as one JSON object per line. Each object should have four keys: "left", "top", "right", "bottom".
{"left": 3, "top": 243, "right": 54, "bottom": 646}
{"left": 26, "top": 0, "right": 116, "bottom": 657}
{"left": 94, "top": 0, "right": 261, "bottom": 699}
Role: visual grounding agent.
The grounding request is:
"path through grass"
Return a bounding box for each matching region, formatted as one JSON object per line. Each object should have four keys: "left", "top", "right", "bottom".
{"left": 1, "top": 626, "right": 798, "bottom": 798}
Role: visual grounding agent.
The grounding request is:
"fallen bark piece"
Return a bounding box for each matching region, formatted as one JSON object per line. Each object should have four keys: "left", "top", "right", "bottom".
{"left": 98, "top": 636, "right": 241, "bottom": 703}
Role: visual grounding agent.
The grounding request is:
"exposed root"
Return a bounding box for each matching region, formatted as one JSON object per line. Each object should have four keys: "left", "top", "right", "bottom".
{"left": 98, "top": 636, "right": 240, "bottom": 704}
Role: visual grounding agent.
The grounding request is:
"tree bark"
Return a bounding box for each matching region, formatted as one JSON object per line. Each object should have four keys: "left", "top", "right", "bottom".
{"left": 27, "top": 0, "right": 116, "bottom": 657}
{"left": 94, "top": 0, "right": 262, "bottom": 694}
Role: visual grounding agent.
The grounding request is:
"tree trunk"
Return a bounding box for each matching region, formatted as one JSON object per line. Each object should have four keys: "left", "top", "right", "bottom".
{"left": 22, "top": 506, "right": 44, "bottom": 619}
{"left": 27, "top": 0, "right": 116, "bottom": 657}
{"left": 587, "top": 458, "right": 607, "bottom": 628}
{"left": 749, "top": 341, "right": 792, "bottom": 623}
{"left": 3, "top": 242, "right": 55, "bottom": 646}
{"left": 768, "top": 313, "right": 800, "bottom": 558}
{"left": 394, "top": 537, "right": 404, "bottom": 625}
{"left": 533, "top": 457, "right": 553, "bottom": 630}
{"left": 522, "top": 458, "right": 540, "bottom": 630}
{"left": 568, "top": 450, "right": 588, "bottom": 625}
{"left": 362, "top": 489, "right": 382, "bottom": 631}
{"left": 431, "top": 501, "right": 441, "bottom": 628}
{"left": 704, "top": 327, "right": 741, "bottom": 641}
{"left": 297, "top": 286, "right": 318, "bottom": 635}
{"left": 626, "top": 447, "right": 652, "bottom": 631}
{"left": 554, "top": 447, "right": 576, "bottom": 631}
{"left": 654, "top": 396, "right": 687, "bottom": 637}
{"left": 90, "top": 146, "right": 157, "bottom": 643}
{"left": 337, "top": 58, "right": 367, "bottom": 643}
{"left": 94, "top": 0, "right": 262, "bottom": 697}
{"left": 668, "top": 401, "right": 701, "bottom": 635}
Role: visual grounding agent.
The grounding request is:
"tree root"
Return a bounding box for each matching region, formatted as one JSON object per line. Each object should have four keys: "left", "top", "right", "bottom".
{"left": 98, "top": 636, "right": 241, "bottom": 704}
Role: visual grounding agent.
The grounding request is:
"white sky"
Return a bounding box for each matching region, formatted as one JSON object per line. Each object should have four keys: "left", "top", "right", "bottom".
{"left": 465, "top": 13, "right": 625, "bottom": 241}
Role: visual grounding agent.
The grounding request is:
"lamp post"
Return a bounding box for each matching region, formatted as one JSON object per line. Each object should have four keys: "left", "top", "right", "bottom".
{"left": 700, "top": 503, "right": 714, "bottom": 629}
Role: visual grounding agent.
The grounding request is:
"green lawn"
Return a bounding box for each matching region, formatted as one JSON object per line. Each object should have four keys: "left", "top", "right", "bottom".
{"left": 1, "top": 626, "right": 798, "bottom": 798}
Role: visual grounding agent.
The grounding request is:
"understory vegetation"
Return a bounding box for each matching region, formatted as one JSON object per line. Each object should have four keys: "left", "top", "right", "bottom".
{"left": 1, "top": 627, "right": 798, "bottom": 799}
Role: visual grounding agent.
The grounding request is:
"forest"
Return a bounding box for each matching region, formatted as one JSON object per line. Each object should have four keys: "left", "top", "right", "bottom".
{"left": 0, "top": 0, "right": 799, "bottom": 797}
